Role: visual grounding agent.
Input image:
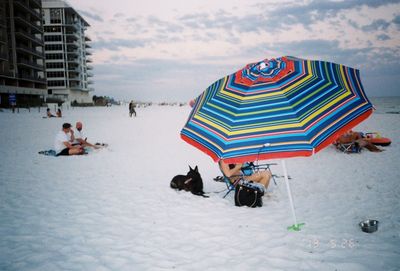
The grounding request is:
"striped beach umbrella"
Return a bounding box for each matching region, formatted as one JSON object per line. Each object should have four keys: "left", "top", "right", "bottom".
{"left": 180, "top": 56, "right": 373, "bottom": 231}
{"left": 181, "top": 56, "right": 373, "bottom": 163}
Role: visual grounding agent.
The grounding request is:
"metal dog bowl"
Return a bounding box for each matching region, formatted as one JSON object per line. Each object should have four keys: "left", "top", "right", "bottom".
{"left": 359, "top": 219, "right": 379, "bottom": 233}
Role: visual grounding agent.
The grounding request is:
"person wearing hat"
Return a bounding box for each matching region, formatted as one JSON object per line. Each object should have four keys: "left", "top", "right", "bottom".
{"left": 54, "top": 123, "right": 84, "bottom": 156}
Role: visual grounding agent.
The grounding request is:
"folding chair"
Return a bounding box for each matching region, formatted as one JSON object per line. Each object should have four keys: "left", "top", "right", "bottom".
{"left": 334, "top": 141, "right": 361, "bottom": 153}
{"left": 217, "top": 162, "right": 277, "bottom": 198}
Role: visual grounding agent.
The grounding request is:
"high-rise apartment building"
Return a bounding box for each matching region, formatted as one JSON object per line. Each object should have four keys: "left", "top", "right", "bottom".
{"left": 0, "top": 0, "right": 47, "bottom": 107}
{"left": 42, "top": 0, "right": 93, "bottom": 105}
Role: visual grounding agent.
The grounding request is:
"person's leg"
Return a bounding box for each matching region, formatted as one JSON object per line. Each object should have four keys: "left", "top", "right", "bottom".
{"left": 57, "top": 148, "right": 70, "bottom": 156}
{"left": 357, "top": 139, "right": 382, "bottom": 152}
{"left": 245, "top": 171, "right": 271, "bottom": 188}
{"left": 68, "top": 145, "right": 84, "bottom": 155}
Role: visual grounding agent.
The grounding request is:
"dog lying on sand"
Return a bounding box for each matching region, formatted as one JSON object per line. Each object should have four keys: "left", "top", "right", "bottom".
{"left": 170, "top": 166, "right": 208, "bottom": 197}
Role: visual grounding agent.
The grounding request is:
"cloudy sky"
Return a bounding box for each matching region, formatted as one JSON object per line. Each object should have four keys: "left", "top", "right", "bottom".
{"left": 67, "top": 0, "right": 400, "bottom": 102}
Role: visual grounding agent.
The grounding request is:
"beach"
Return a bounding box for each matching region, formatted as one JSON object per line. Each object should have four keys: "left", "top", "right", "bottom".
{"left": 0, "top": 97, "right": 399, "bottom": 271}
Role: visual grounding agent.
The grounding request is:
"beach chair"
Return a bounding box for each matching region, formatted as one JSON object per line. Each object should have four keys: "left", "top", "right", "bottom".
{"left": 334, "top": 141, "right": 361, "bottom": 153}
{"left": 216, "top": 162, "right": 277, "bottom": 198}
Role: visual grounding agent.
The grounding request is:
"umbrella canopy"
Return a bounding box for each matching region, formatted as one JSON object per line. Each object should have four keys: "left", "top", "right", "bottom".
{"left": 181, "top": 56, "right": 373, "bottom": 163}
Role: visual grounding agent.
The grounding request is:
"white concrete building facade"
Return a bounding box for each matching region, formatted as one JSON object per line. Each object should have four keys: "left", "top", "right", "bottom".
{"left": 42, "top": 0, "right": 93, "bottom": 105}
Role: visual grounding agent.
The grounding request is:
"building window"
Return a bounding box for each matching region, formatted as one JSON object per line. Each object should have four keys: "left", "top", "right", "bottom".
{"left": 45, "top": 44, "right": 63, "bottom": 51}
{"left": 47, "top": 71, "right": 65, "bottom": 78}
{"left": 45, "top": 53, "right": 63, "bottom": 60}
{"left": 44, "top": 26, "right": 61, "bottom": 32}
{"left": 50, "top": 9, "right": 62, "bottom": 24}
{"left": 46, "top": 62, "right": 64, "bottom": 69}
{"left": 44, "top": 35, "right": 62, "bottom": 42}
{"left": 48, "top": 80, "right": 65, "bottom": 87}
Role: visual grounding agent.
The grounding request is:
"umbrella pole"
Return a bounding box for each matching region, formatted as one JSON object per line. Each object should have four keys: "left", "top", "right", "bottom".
{"left": 281, "top": 159, "right": 305, "bottom": 231}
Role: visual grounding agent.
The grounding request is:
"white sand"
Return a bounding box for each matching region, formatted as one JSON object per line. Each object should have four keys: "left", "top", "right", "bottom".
{"left": 0, "top": 98, "right": 399, "bottom": 271}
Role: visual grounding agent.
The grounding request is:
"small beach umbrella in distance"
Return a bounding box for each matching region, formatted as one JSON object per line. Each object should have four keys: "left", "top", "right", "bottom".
{"left": 180, "top": 56, "right": 373, "bottom": 231}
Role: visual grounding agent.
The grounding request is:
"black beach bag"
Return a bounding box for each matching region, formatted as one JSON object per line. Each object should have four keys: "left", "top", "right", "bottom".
{"left": 234, "top": 181, "right": 264, "bottom": 208}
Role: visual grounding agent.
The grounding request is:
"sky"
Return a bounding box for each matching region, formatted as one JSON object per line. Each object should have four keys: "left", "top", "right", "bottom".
{"left": 67, "top": 0, "right": 400, "bottom": 102}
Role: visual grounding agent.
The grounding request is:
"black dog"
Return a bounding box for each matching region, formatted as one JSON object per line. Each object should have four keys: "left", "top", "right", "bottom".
{"left": 170, "top": 166, "right": 208, "bottom": 197}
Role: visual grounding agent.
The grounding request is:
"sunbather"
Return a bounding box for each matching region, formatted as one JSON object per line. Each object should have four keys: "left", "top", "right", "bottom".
{"left": 336, "top": 130, "right": 382, "bottom": 152}
{"left": 219, "top": 160, "right": 271, "bottom": 189}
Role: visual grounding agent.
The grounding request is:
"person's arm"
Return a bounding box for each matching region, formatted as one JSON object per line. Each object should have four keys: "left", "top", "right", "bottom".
{"left": 76, "top": 137, "right": 85, "bottom": 144}
{"left": 69, "top": 130, "right": 75, "bottom": 142}
{"left": 220, "top": 162, "right": 243, "bottom": 177}
{"left": 62, "top": 140, "right": 72, "bottom": 149}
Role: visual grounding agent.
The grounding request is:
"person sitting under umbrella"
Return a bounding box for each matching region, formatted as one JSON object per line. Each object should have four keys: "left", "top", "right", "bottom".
{"left": 219, "top": 160, "right": 271, "bottom": 189}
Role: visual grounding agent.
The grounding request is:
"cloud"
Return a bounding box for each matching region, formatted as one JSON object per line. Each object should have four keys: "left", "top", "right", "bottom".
{"left": 71, "top": 0, "right": 400, "bottom": 100}
{"left": 393, "top": 15, "right": 400, "bottom": 29}
{"left": 361, "top": 19, "right": 391, "bottom": 32}
{"left": 92, "top": 38, "right": 148, "bottom": 51}
{"left": 78, "top": 9, "right": 104, "bottom": 22}
{"left": 377, "top": 33, "right": 391, "bottom": 40}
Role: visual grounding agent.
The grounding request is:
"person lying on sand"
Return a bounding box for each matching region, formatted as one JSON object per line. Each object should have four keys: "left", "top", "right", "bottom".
{"left": 337, "top": 130, "right": 383, "bottom": 152}
{"left": 54, "top": 123, "right": 84, "bottom": 156}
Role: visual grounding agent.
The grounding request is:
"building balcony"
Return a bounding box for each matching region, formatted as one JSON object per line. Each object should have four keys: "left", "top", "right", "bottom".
{"left": 14, "top": 15, "right": 43, "bottom": 34}
{"left": 87, "top": 72, "right": 94, "bottom": 77}
{"left": 14, "top": 0, "right": 42, "bottom": 20}
{"left": 85, "top": 43, "right": 91, "bottom": 48}
{"left": 68, "top": 67, "right": 80, "bottom": 73}
{"left": 67, "top": 58, "right": 80, "bottom": 64}
{"left": 66, "top": 50, "right": 79, "bottom": 55}
{"left": 66, "top": 61, "right": 79, "bottom": 67}
{"left": 66, "top": 32, "right": 79, "bottom": 40}
{"left": 63, "top": 24, "right": 78, "bottom": 31}
{"left": 17, "top": 59, "right": 44, "bottom": 70}
{"left": 86, "top": 58, "right": 93, "bottom": 63}
{"left": 0, "top": 34, "right": 8, "bottom": 44}
{"left": 19, "top": 74, "right": 46, "bottom": 83}
{"left": 87, "top": 65, "right": 93, "bottom": 70}
{"left": 66, "top": 41, "right": 79, "bottom": 48}
{"left": 30, "top": 0, "right": 41, "bottom": 8}
{"left": 85, "top": 36, "right": 91, "bottom": 42}
{"left": 88, "top": 80, "right": 94, "bottom": 84}
{"left": 86, "top": 50, "right": 92, "bottom": 55}
{"left": 0, "top": 52, "right": 8, "bottom": 61}
{"left": 15, "top": 30, "right": 44, "bottom": 46}
{"left": 47, "top": 76, "right": 66, "bottom": 81}
{"left": 16, "top": 45, "right": 44, "bottom": 58}
{"left": 0, "top": 70, "right": 15, "bottom": 77}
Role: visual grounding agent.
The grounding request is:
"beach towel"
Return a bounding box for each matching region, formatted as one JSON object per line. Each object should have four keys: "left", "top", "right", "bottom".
{"left": 38, "top": 150, "right": 57, "bottom": 156}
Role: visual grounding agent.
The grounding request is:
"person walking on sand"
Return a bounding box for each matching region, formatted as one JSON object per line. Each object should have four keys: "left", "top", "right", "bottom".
{"left": 73, "top": 121, "right": 100, "bottom": 149}
{"left": 56, "top": 108, "right": 62, "bottom": 118}
{"left": 129, "top": 100, "right": 136, "bottom": 117}
{"left": 54, "top": 123, "right": 84, "bottom": 156}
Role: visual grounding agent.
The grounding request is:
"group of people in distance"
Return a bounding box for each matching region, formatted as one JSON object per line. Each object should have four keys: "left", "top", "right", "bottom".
{"left": 47, "top": 108, "right": 62, "bottom": 118}
{"left": 54, "top": 121, "right": 100, "bottom": 156}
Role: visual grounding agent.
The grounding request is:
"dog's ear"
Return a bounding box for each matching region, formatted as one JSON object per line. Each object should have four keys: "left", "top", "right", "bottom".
{"left": 189, "top": 165, "right": 193, "bottom": 171}
{"left": 194, "top": 166, "right": 198, "bottom": 172}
